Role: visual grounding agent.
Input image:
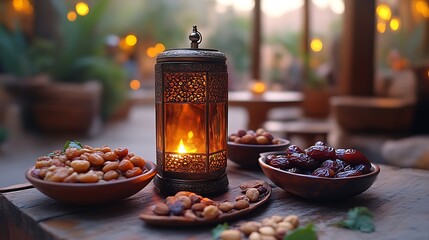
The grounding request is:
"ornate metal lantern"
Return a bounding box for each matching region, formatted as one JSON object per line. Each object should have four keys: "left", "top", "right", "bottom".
{"left": 154, "top": 26, "right": 229, "bottom": 195}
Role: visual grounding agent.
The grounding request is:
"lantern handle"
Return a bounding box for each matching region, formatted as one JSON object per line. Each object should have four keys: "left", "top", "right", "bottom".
{"left": 189, "top": 25, "right": 202, "bottom": 49}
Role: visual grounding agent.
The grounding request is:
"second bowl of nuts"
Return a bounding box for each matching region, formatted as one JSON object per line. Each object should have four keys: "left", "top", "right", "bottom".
{"left": 25, "top": 141, "right": 157, "bottom": 205}
{"left": 227, "top": 128, "right": 289, "bottom": 169}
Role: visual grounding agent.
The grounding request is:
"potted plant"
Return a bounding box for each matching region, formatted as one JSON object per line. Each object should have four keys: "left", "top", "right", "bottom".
{"left": 1, "top": 0, "right": 127, "bottom": 134}
{"left": 273, "top": 32, "right": 332, "bottom": 118}
{"left": 0, "top": 25, "right": 52, "bottom": 130}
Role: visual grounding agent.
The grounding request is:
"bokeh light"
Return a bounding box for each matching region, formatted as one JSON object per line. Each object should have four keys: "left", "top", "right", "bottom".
{"left": 76, "top": 2, "right": 90, "bottom": 16}
{"left": 155, "top": 43, "right": 166, "bottom": 53}
{"left": 251, "top": 81, "right": 267, "bottom": 94}
{"left": 390, "top": 17, "right": 400, "bottom": 31}
{"left": 146, "top": 47, "right": 157, "bottom": 58}
{"left": 130, "top": 79, "right": 141, "bottom": 90}
{"left": 376, "top": 4, "right": 391, "bottom": 21}
{"left": 377, "top": 22, "right": 386, "bottom": 33}
{"left": 67, "top": 11, "right": 77, "bottom": 22}
{"left": 329, "top": 0, "right": 344, "bottom": 14}
{"left": 310, "top": 38, "right": 323, "bottom": 52}
{"left": 125, "top": 34, "right": 137, "bottom": 47}
{"left": 12, "top": 0, "right": 33, "bottom": 14}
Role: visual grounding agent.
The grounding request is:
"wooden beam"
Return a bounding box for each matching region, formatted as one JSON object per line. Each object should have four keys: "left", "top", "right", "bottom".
{"left": 251, "top": 0, "right": 261, "bottom": 80}
{"left": 338, "top": 0, "right": 376, "bottom": 96}
{"left": 302, "top": 0, "right": 310, "bottom": 83}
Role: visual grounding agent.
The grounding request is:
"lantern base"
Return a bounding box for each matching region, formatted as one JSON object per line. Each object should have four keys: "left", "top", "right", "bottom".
{"left": 153, "top": 173, "right": 229, "bottom": 196}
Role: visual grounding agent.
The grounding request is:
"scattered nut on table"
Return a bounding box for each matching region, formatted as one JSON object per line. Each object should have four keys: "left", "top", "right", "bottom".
{"left": 219, "top": 214, "right": 302, "bottom": 240}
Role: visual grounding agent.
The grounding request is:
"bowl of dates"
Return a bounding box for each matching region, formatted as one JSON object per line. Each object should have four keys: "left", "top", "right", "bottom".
{"left": 228, "top": 128, "right": 289, "bottom": 169}
{"left": 258, "top": 141, "right": 380, "bottom": 200}
{"left": 25, "top": 141, "right": 157, "bottom": 205}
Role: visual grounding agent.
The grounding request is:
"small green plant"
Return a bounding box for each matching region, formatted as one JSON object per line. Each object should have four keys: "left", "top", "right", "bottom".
{"left": 336, "top": 206, "right": 375, "bottom": 233}
{"left": 0, "top": 26, "right": 36, "bottom": 77}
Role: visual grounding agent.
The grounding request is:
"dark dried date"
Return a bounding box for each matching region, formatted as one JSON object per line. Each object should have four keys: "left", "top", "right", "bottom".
{"left": 320, "top": 159, "right": 347, "bottom": 172}
{"left": 335, "top": 169, "right": 363, "bottom": 178}
{"left": 286, "top": 144, "right": 304, "bottom": 154}
{"left": 266, "top": 141, "right": 373, "bottom": 179}
{"left": 267, "top": 157, "right": 292, "bottom": 170}
{"left": 305, "top": 145, "right": 336, "bottom": 163}
{"left": 312, "top": 167, "right": 335, "bottom": 177}
{"left": 288, "top": 153, "right": 319, "bottom": 171}
{"left": 342, "top": 149, "right": 370, "bottom": 166}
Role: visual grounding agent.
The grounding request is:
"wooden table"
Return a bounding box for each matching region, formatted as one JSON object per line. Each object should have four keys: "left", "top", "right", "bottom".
{"left": 1, "top": 163, "right": 429, "bottom": 239}
{"left": 228, "top": 91, "right": 303, "bottom": 130}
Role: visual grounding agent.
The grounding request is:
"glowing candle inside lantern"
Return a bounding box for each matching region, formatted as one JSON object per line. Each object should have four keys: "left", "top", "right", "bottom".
{"left": 176, "top": 131, "right": 197, "bottom": 153}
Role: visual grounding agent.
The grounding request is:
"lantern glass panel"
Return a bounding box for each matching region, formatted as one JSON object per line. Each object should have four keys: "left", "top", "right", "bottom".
{"left": 208, "top": 103, "right": 226, "bottom": 153}
{"left": 164, "top": 103, "right": 206, "bottom": 153}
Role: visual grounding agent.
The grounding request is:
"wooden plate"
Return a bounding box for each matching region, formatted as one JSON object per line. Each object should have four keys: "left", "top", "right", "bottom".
{"left": 139, "top": 180, "right": 271, "bottom": 226}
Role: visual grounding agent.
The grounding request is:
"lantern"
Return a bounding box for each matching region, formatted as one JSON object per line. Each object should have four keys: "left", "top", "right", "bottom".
{"left": 154, "top": 26, "right": 229, "bottom": 195}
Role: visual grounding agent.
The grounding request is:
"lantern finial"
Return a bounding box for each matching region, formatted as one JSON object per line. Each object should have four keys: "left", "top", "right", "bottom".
{"left": 189, "top": 25, "right": 202, "bottom": 49}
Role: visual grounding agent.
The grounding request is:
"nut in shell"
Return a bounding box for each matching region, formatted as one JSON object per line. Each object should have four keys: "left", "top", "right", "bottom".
{"left": 152, "top": 203, "right": 170, "bottom": 216}
{"left": 234, "top": 199, "right": 250, "bottom": 210}
{"left": 202, "top": 205, "right": 220, "bottom": 219}
{"left": 245, "top": 188, "right": 260, "bottom": 202}
{"left": 218, "top": 201, "right": 234, "bottom": 213}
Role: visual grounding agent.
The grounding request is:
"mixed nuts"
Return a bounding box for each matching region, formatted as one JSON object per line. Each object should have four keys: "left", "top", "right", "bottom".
{"left": 151, "top": 180, "right": 270, "bottom": 221}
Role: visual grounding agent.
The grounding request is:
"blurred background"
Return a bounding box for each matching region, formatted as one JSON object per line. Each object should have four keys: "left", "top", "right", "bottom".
{"left": 0, "top": 0, "right": 428, "bottom": 188}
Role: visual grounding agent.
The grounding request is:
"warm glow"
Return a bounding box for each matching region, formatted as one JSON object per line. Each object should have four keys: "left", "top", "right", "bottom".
{"left": 176, "top": 131, "right": 197, "bottom": 153}
{"left": 427, "top": 69, "right": 429, "bottom": 78}
{"left": 251, "top": 82, "right": 267, "bottom": 94}
{"left": 376, "top": 4, "right": 391, "bottom": 20}
{"left": 125, "top": 34, "right": 137, "bottom": 46}
{"left": 119, "top": 38, "right": 131, "bottom": 51}
{"left": 129, "top": 79, "right": 141, "bottom": 90}
{"left": 377, "top": 22, "right": 386, "bottom": 33}
{"left": 416, "top": 0, "right": 428, "bottom": 15}
{"left": 67, "top": 11, "right": 77, "bottom": 22}
{"left": 155, "top": 43, "right": 166, "bottom": 53}
{"left": 76, "top": 2, "right": 89, "bottom": 16}
{"left": 12, "top": 0, "right": 23, "bottom": 11}
{"left": 310, "top": 38, "right": 323, "bottom": 52}
{"left": 390, "top": 18, "right": 400, "bottom": 31}
{"left": 146, "top": 47, "right": 157, "bottom": 58}
{"left": 12, "top": 0, "right": 33, "bottom": 14}
{"left": 177, "top": 139, "right": 187, "bottom": 154}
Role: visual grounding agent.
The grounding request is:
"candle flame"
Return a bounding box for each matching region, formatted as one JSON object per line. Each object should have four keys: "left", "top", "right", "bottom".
{"left": 176, "top": 131, "right": 197, "bottom": 153}
{"left": 177, "top": 139, "right": 187, "bottom": 154}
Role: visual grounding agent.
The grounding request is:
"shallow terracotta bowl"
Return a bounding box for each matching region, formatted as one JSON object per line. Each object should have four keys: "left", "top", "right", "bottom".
{"left": 25, "top": 161, "right": 157, "bottom": 205}
{"left": 258, "top": 151, "right": 380, "bottom": 200}
{"left": 227, "top": 139, "right": 289, "bottom": 169}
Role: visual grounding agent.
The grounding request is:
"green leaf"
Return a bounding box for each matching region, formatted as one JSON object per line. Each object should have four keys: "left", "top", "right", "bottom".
{"left": 284, "top": 223, "right": 318, "bottom": 240}
{"left": 211, "top": 223, "right": 228, "bottom": 240}
{"left": 63, "top": 140, "right": 83, "bottom": 152}
{"left": 336, "top": 207, "right": 375, "bottom": 233}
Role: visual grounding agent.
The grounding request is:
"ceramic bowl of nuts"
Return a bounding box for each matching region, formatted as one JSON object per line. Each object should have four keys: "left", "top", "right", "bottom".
{"left": 258, "top": 141, "right": 380, "bottom": 201}
{"left": 25, "top": 141, "right": 157, "bottom": 205}
{"left": 227, "top": 128, "right": 289, "bottom": 169}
